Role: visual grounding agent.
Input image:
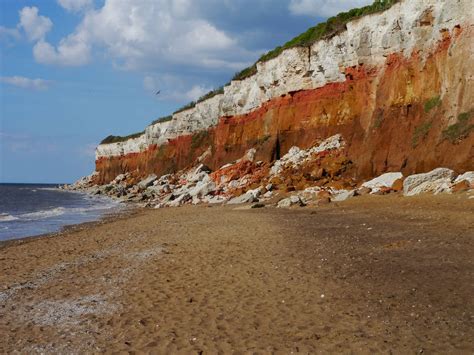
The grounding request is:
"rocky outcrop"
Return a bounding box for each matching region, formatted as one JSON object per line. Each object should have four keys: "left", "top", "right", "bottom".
{"left": 93, "top": 0, "right": 473, "bottom": 188}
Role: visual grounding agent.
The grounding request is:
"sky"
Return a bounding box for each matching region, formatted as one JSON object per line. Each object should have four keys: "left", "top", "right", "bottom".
{"left": 0, "top": 0, "right": 372, "bottom": 184}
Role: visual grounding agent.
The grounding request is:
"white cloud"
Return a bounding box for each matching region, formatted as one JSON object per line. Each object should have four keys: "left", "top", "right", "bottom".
{"left": 0, "top": 76, "right": 52, "bottom": 90}
{"left": 33, "top": 0, "right": 254, "bottom": 70}
{"left": 184, "top": 85, "right": 210, "bottom": 101}
{"left": 18, "top": 6, "right": 53, "bottom": 41}
{"left": 57, "top": 0, "right": 93, "bottom": 13}
{"left": 289, "top": 0, "right": 373, "bottom": 18}
{"left": 33, "top": 34, "right": 91, "bottom": 66}
{"left": 0, "top": 26, "right": 21, "bottom": 41}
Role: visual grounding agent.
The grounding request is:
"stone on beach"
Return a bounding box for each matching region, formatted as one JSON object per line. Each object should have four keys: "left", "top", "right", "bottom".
{"left": 403, "top": 168, "right": 456, "bottom": 196}
{"left": 277, "top": 195, "right": 306, "bottom": 208}
{"left": 137, "top": 174, "right": 158, "bottom": 190}
{"left": 362, "top": 172, "right": 403, "bottom": 193}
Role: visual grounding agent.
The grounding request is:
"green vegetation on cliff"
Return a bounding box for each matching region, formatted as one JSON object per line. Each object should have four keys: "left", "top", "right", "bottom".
{"left": 232, "top": 0, "right": 400, "bottom": 81}
{"left": 100, "top": 131, "right": 144, "bottom": 145}
{"left": 442, "top": 110, "right": 474, "bottom": 143}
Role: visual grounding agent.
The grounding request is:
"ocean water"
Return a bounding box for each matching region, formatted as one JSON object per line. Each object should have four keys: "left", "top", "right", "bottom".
{"left": 0, "top": 184, "right": 122, "bottom": 241}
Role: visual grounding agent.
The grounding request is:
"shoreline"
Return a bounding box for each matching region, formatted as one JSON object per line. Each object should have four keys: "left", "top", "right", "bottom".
{"left": 0, "top": 202, "right": 139, "bottom": 250}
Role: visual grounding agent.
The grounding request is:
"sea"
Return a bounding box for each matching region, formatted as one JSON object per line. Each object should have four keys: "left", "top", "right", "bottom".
{"left": 0, "top": 184, "right": 122, "bottom": 242}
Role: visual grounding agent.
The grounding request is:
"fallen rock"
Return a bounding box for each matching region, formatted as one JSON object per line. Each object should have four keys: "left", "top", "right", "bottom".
{"left": 227, "top": 192, "right": 258, "bottom": 205}
{"left": 403, "top": 168, "right": 456, "bottom": 196}
{"left": 362, "top": 172, "right": 403, "bottom": 193}
{"left": 138, "top": 174, "right": 158, "bottom": 190}
{"left": 451, "top": 180, "right": 471, "bottom": 193}
{"left": 189, "top": 181, "right": 216, "bottom": 198}
{"left": 168, "top": 193, "right": 191, "bottom": 207}
{"left": 331, "top": 189, "right": 355, "bottom": 202}
{"left": 277, "top": 195, "right": 306, "bottom": 208}
{"left": 453, "top": 171, "right": 474, "bottom": 187}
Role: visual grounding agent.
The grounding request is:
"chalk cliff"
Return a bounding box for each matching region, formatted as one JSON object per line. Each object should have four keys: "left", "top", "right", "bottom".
{"left": 94, "top": 0, "right": 474, "bottom": 184}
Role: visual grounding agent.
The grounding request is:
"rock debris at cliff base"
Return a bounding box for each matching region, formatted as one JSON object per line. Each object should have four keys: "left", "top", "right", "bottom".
{"left": 66, "top": 134, "right": 474, "bottom": 209}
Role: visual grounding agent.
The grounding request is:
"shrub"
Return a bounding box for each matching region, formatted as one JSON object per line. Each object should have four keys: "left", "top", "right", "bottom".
{"left": 412, "top": 121, "right": 432, "bottom": 147}
{"left": 173, "top": 101, "right": 197, "bottom": 115}
{"left": 424, "top": 96, "right": 441, "bottom": 113}
{"left": 442, "top": 110, "right": 474, "bottom": 143}
{"left": 196, "top": 86, "right": 225, "bottom": 103}
{"left": 100, "top": 131, "right": 144, "bottom": 145}
{"left": 150, "top": 115, "right": 173, "bottom": 126}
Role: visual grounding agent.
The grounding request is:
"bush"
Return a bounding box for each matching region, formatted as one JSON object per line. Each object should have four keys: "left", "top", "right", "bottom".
{"left": 412, "top": 121, "right": 432, "bottom": 147}
{"left": 424, "top": 96, "right": 441, "bottom": 113}
{"left": 100, "top": 131, "right": 144, "bottom": 145}
{"left": 150, "top": 115, "right": 173, "bottom": 126}
{"left": 442, "top": 110, "right": 474, "bottom": 143}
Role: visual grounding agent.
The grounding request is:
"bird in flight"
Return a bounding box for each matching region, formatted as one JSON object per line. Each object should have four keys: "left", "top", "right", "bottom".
{"left": 155, "top": 90, "right": 161, "bottom": 95}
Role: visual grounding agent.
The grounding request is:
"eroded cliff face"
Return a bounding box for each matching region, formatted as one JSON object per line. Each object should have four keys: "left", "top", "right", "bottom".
{"left": 95, "top": 0, "right": 474, "bottom": 184}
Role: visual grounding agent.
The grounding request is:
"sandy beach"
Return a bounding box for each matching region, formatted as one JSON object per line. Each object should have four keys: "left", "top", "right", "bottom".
{"left": 1, "top": 194, "right": 473, "bottom": 353}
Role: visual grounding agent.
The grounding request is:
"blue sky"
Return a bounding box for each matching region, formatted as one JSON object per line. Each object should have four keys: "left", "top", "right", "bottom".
{"left": 0, "top": 0, "right": 371, "bottom": 183}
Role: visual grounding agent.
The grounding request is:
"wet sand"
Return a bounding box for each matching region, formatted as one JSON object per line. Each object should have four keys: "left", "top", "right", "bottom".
{"left": 0, "top": 194, "right": 473, "bottom": 353}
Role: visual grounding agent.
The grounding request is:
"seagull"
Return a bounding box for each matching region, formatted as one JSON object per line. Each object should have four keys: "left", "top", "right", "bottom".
{"left": 155, "top": 90, "right": 161, "bottom": 95}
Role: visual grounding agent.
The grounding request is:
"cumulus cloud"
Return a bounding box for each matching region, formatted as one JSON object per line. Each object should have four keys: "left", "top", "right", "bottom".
{"left": 18, "top": 6, "right": 53, "bottom": 41}
{"left": 289, "top": 0, "right": 373, "bottom": 18}
{"left": 32, "top": 0, "right": 254, "bottom": 70}
{"left": 57, "top": 0, "right": 94, "bottom": 13}
{"left": 0, "top": 76, "right": 52, "bottom": 90}
{"left": 33, "top": 34, "right": 91, "bottom": 66}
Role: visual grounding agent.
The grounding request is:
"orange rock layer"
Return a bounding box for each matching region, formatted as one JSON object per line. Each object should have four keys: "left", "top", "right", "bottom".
{"left": 95, "top": 27, "right": 474, "bottom": 184}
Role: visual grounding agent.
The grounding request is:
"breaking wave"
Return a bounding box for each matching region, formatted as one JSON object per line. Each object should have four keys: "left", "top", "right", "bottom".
{"left": 0, "top": 214, "right": 19, "bottom": 222}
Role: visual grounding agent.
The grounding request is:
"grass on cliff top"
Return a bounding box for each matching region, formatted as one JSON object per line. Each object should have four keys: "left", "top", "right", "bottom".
{"left": 173, "top": 86, "right": 225, "bottom": 115}
{"left": 150, "top": 115, "right": 173, "bottom": 126}
{"left": 100, "top": 131, "right": 144, "bottom": 145}
{"left": 232, "top": 0, "right": 400, "bottom": 81}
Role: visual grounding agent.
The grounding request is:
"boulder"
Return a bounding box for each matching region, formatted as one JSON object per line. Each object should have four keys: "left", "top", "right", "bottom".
{"left": 138, "top": 174, "right": 158, "bottom": 190}
{"left": 227, "top": 193, "right": 258, "bottom": 205}
{"left": 168, "top": 193, "right": 191, "bottom": 207}
{"left": 244, "top": 148, "right": 257, "bottom": 162}
{"left": 277, "top": 195, "right": 306, "bottom": 208}
{"left": 331, "top": 189, "right": 355, "bottom": 202}
{"left": 451, "top": 180, "right": 471, "bottom": 193}
{"left": 453, "top": 172, "right": 474, "bottom": 187}
{"left": 361, "top": 172, "right": 403, "bottom": 193}
{"left": 189, "top": 181, "right": 216, "bottom": 198}
{"left": 403, "top": 168, "right": 456, "bottom": 196}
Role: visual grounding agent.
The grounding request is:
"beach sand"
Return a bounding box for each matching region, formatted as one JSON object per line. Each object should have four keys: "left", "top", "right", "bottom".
{"left": 1, "top": 194, "right": 473, "bottom": 353}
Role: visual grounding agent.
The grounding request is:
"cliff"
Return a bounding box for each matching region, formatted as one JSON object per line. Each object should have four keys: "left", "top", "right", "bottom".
{"left": 94, "top": 0, "right": 474, "bottom": 185}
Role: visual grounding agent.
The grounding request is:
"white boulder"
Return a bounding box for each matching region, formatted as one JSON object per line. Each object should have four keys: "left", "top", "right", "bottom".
{"left": 227, "top": 192, "right": 258, "bottom": 205}
{"left": 362, "top": 172, "right": 403, "bottom": 193}
{"left": 138, "top": 174, "right": 158, "bottom": 190}
{"left": 403, "top": 168, "right": 456, "bottom": 196}
{"left": 453, "top": 172, "right": 474, "bottom": 186}
{"left": 277, "top": 195, "right": 306, "bottom": 208}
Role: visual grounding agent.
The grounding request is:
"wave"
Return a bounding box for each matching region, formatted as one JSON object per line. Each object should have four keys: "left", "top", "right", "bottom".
{"left": 20, "top": 207, "right": 66, "bottom": 220}
{"left": 0, "top": 214, "right": 19, "bottom": 222}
